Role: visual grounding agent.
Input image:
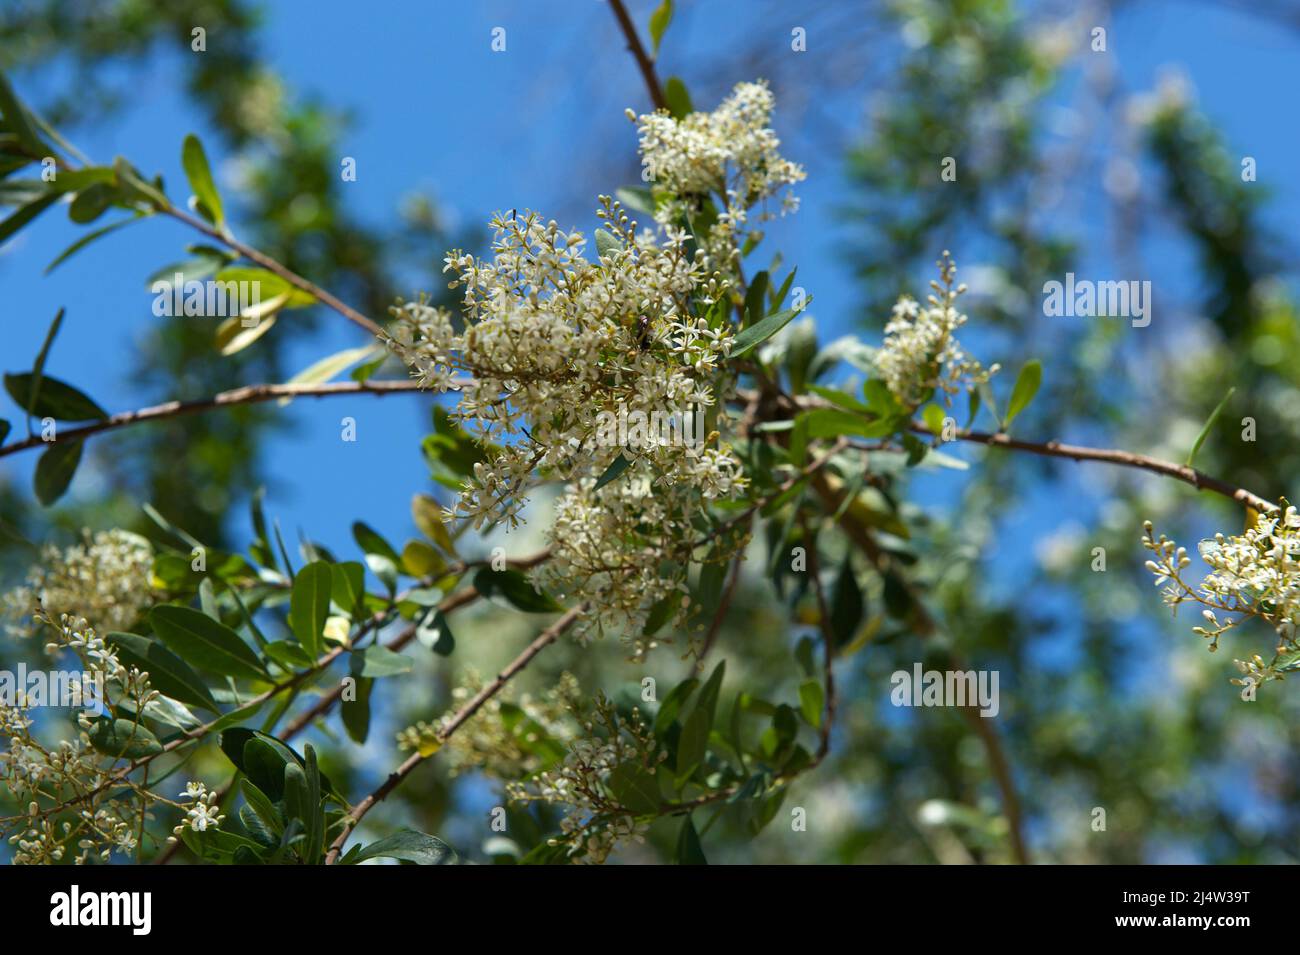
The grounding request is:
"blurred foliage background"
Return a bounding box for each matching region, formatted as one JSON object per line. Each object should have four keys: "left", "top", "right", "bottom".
{"left": 2, "top": 0, "right": 1299, "bottom": 863}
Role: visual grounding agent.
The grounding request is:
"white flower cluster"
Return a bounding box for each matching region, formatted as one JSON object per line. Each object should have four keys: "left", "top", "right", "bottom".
{"left": 385, "top": 81, "right": 804, "bottom": 657}
{"left": 172, "top": 781, "right": 224, "bottom": 836}
{"left": 3, "top": 529, "right": 154, "bottom": 638}
{"left": 875, "top": 252, "right": 999, "bottom": 410}
{"left": 1143, "top": 509, "right": 1300, "bottom": 694}
{"left": 505, "top": 693, "right": 661, "bottom": 864}
{"left": 388, "top": 201, "right": 749, "bottom": 656}
{"left": 1, "top": 614, "right": 161, "bottom": 863}
{"left": 633, "top": 80, "right": 805, "bottom": 271}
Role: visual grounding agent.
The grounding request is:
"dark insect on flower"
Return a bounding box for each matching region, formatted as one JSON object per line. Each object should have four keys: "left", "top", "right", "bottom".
{"left": 636, "top": 314, "right": 652, "bottom": 351}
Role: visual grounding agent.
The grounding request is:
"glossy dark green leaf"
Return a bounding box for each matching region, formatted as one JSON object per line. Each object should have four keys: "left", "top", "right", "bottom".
{"left": 4, "top": 372, "right": 107, "bottom": 421}
{"left": 472, "top": 567, "right": 563, "bottom": 613}
{"left": 415, "top": 608, "right": 455, "bottom": 656}
{"left": 150, "top": 604, "right": 267, "bottom": 681}
{"left": 33, "top": 438, "right": 82, "bottom": 505}
{"left": 829, "top": 554, "right": 864, "bottom": 649}
{"left": 607, "top": 763, "right": 661, "bottom": 815}
{"left": 675, "top": 814, "right": 708, "bottom": 865}
{"left": 352, "top": 828, "right": 459, "bottom": 865}
{"left": 107, "top": 631, "right": 218, "bottom": 712}
{"left": 593, "top": 452, "right": 632, "bottom": 491}
{"left": 730, "top": 306, "right": 803, "bottom": 358}
{"left": 663, "top": 76, "right": 693, "bottom": 120}
{"left": 87, "top": 717, "right": 163, "bottom": 760}
{"left": 341, "top": 675, "right": 373, "bottom": 744}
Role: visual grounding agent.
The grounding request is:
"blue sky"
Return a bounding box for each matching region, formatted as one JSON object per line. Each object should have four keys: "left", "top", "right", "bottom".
{"left": 2, "top": 0, "right": 1297, "bottom": 567}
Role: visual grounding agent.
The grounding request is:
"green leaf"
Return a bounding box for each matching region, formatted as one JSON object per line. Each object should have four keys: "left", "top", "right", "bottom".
{"left": 594, "top": 228, "right": 621, "bottom": 260}
{"left": 45, "top": 216, "right": 144, "bottom": 274}
{"left": 648, "top": 0, "right": 674, "bottom": 55}
{"left": 412, "top": 494, "right": 456, "bottom": 556}
{"left": 472, "top": 567, "right": 562, "bottom": 613}
{"left": 653, "top": 677, "right": 698, "bottom": 735}
{"left": 4, "top": 372, "right": 107, "bottom": 421}
{"left": 107, "top": 632, "right": 218, "bottom": 712}
{"left": 607, "top": 763, "right": 661, "bottom": 815}
{"left": 693, "top": 660, "right": 726, "bottom": 729}
{"left": 87, "top": 718, "right": 162, "bottom": 760}
{"left": 67, "top": 183, "right": 114, "bottom": 224}
{"left": 280, "top": 345, "right": 379, "bottom": 404}
{"left": 181, "top": 134, "right": 225, "bottom": 228}
{"left": 416, "top": 608, "right": 456, "bottom": 656}
{"left": 288, "top": 560, "right": 332, "bottom": 659}
{"left": 330, "top": 561, "right": 367, "bottom": 618}
{"left": 34, "top": 438, "right": 82, "bottom": 505}
{"left": 1003, "top": 359, "right": 1042, "bottom": 430}
{"left": 798, "top": 679, "right": 824, "bottom": 729}
{"left": 352, "top": 828, "right": 459, "bottom": 865}
{"left": 240, "top": 779, "right": 283, "bottom": 837}
{"left": 262, "top": 640, "right": 314, "bottom": 671}
{"left": 593, "top": 453, "right": 632, "bottom": 491}
{"left": 675, "top": 706, "right": 710, "bottom": 782}
{"left": 353, "top": 521, "right": 400, "bottom": 591}
{"left": 829, "top": 554, "right": 864, "bottom": 650}
{"left": 0, "top": 419, "right": 9, "bottom": 444}
{"left": 1186, "top": 386, "right": 1235, "bottom": 468}
{"left": 921, "top": 403, "right": 945, "bottom": 437}
{"left": 150, "top": 604, "right": 267, "bottom": 681}
{"left": 663, "top": 76, "right": 693, "bottom": 119}
{"left": 341, "top": 675, "right": 373, "bottom": 744}
{"left": 798, "top": 407, "right": 896, "bottom": 440}
{"left": 352, "top": 645, "right": 413, "bottom": 678}
{"left": 730, "top": 306, "right": 802, "bottom": 358}
{"left": 743, "top": 271, "right": 769, "bottom": 328}
{"left": 675, "top": 814, "right": 708, "bottom": 865}
{"left": 0, "top": 71, "right": 50, "bottom": 154}
{"left": 0, "top": 192, "right": 59, "bottom": 245}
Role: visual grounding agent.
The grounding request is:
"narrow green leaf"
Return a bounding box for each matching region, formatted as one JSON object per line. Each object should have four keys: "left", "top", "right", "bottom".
{"left": 352, "top": 829, "right": 459, "bottom": 865}
{"left": 0, "top": 71, "right": 49, "bottom": 154}
{"left": 181, "top": 134, "right": 224, "bottom": 227}
{"left": 593, "top": 453, "right": 632, "bottom": 491}
{"left": 798, "top": 679, "right": 824, "bottom": 728}
{"left": 730, "top": 306, "right": 804, "bottom": 358}
{"left": 45, "top": 216, "right": 143, "bottom": 274}
{"left": 1186, "top": 386, "right": 1235, "bottom": 468}
{"left": 0, "top": 192, "right": 59, "bottom": 245}
{"left": 648, "top": 0, "right": 674, "bottom": 55}
{"left": 1003, "top": 359, "right": 1042, "bottom": 430}
{"left": 663, "top": 76, "right": 693, "bottom": 119}
{"left": 675, "top": 814, "right": 708, "bottom": 865}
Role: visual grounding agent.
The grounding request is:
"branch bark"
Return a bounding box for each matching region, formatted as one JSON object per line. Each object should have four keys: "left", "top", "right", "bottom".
{"left": 607, "top": 0, "right": 668, "bottom": 111}
{"left": 323, "top": 603, "right": 587, "bottom": 864}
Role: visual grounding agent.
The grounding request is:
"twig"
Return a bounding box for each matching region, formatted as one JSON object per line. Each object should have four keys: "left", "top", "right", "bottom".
{"left": 323, "top": 604, "right": 587, "bottom": 864}
{"left": 0, "top": 379, "right": 447, "bottom": 460}
{"left": 607, "top": 0, "right": 668, "bottom": 111}
{"left": 162, "top": 205, "right": 384, "bottom": 338}
{"left": 904, "top": 424, "right": 1277, "bottom": 514}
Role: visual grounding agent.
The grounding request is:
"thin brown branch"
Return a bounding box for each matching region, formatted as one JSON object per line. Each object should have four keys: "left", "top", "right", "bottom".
{"left": 162, "top": 205, "right": 384, "bottom": 338}
{"left": 0, "top": 379, "right": 445, "bottom": 460}
{"left": 607, "top": 0, "right": 668, "bottom": 111}
{"left": 905, "top": 423, "right": 1277, "bottom": 514}
{"left": 323, "top": 603, "right": 587, "bottom": 864}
